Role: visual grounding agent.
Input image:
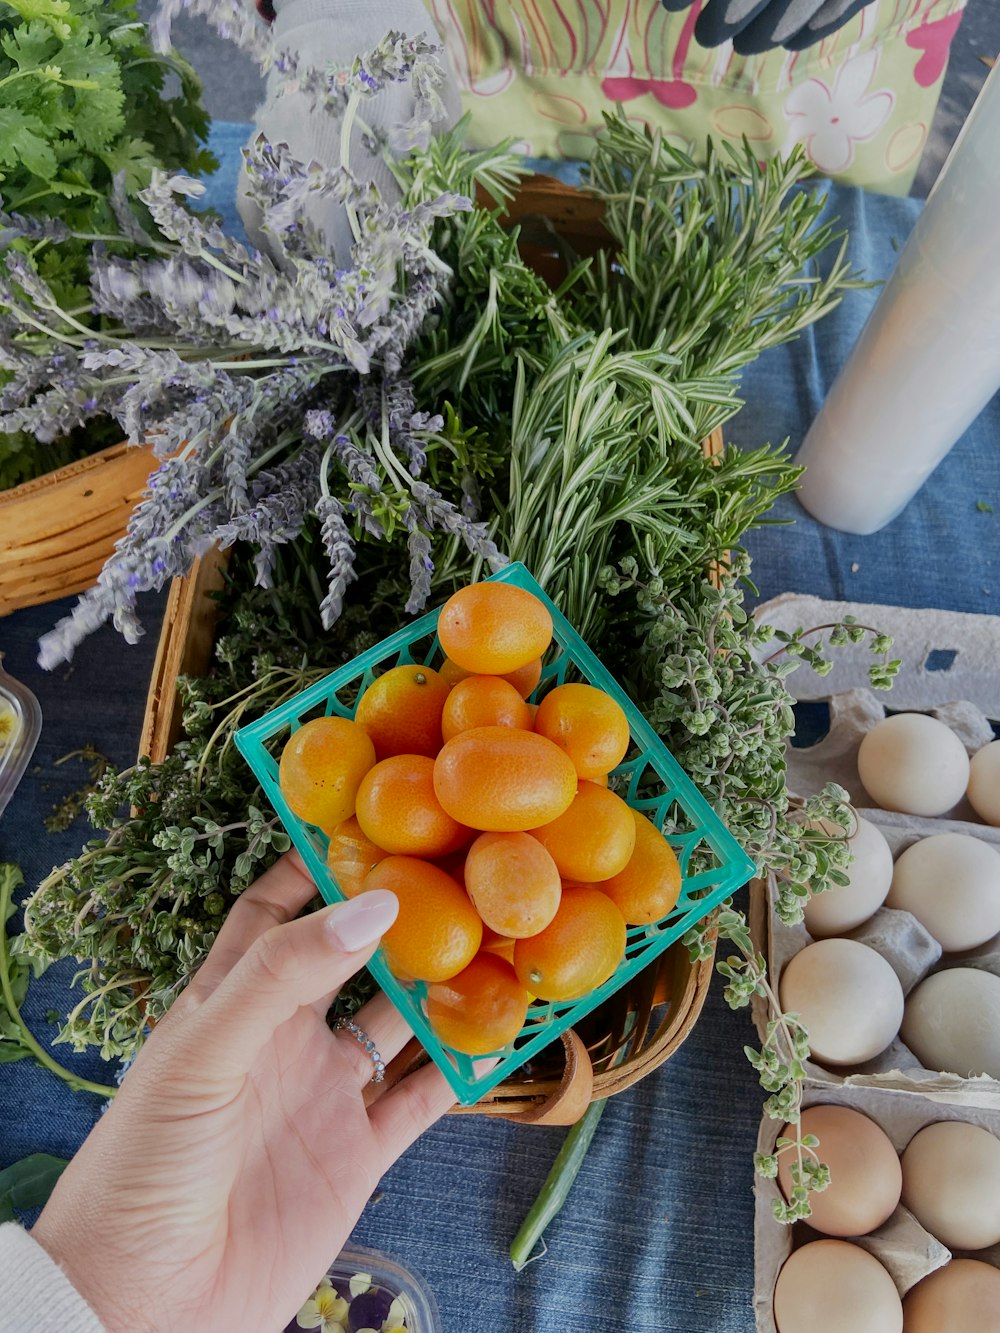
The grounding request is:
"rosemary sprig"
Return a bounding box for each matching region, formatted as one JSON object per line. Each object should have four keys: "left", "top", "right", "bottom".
{"left": 578, "top": 123, "right": 865, "bottom": 423}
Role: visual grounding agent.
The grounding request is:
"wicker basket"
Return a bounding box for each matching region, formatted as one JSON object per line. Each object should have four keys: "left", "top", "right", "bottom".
{"left": 0, "top": 441, "right": 157, "bottom": 617}
{"left": 136, "top": 174, "right": 732, "bottom": 1124}
{"left": 140, "top": 552, "right": 723, "bottom": 1122}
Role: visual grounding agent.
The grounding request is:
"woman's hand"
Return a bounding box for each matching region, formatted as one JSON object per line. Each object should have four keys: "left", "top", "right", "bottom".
{"left": 32, "top": 852, "right": 454, "bottom": 1333}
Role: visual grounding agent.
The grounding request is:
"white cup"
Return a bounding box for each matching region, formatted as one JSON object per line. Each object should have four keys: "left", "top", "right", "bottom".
{"left": 796, "top": 61, "right": 1000, "bottom": 535}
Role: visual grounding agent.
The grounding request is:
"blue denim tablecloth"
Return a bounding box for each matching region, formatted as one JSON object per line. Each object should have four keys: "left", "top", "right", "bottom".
{"left": 2, "top": 123, "right": 999, "bottom": 1332}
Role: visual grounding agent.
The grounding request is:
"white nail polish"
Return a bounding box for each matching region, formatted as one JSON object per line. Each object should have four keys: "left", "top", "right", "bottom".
{"left": 327, "top": 889, "right": 398, "bottom": 952}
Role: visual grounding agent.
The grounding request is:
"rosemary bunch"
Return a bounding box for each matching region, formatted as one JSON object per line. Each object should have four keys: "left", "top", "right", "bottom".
{"left": 577, "top": 121, "right": 863, "bottom": 433}
{"left": 491, "top": 336, "right": 800, "bottom": 635}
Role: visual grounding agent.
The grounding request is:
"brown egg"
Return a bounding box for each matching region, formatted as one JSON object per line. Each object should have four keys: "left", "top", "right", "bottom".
{"left": 778, "top": 1105, "right": 901, "bottom": 1237}
{"left": 900, "top": 1121, "right": 1000, "bottom": 1250}
{"left": 774, "top": 1240, "right": 902, "bottom": 1333}
{"left": 903, "top": 1259, "right": 1000, "bottom": 1332}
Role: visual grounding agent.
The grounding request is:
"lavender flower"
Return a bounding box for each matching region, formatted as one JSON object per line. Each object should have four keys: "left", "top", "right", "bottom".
{"left": 109, "top": 173, "right": 159, "bottom": 248}
{"left": 410, "top": 479, "right": 507, "bottom": 572}
{"left": 274, "top": 31, "right": 440, "bottom": 127}
{"left": 315, "top": 495, "right": 357, "bottom": 628}
{"left": 0, "top": 210, "right": 71, "bottom": 246}
{"left": 222, "top": 416, "right": 254, "bottom": 512}
{"left": 353, "top": 32, "right": 438, "bottom": 98}
{"left": 404, "top": 517, "right": 433, "bottom": 615}
{"left": 361, "top": 377, "right": 441, "bottom": 477}
{"left": 216, "top": 448, "right": 322, "bottom": 585}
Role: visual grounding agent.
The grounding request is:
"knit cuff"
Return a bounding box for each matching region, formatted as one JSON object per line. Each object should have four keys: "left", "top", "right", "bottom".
{"left": 271, "top": 0, "right": 441, "bottom": 44}
{"left": 0, "top": 1223, "right": 106, "bottom": 1332}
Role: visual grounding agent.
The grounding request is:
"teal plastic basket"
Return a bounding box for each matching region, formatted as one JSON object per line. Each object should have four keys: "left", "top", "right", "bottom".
{"left": 235, "top": 563, "right": 754, "bottom": 1106}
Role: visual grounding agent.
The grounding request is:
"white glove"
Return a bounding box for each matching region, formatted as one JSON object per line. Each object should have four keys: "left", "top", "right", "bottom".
{"left": 238, "top": 0, "right": 462, "bottom": 262}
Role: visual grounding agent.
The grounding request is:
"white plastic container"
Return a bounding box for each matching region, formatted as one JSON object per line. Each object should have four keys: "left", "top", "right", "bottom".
{"left": 795, "top": 61, "right": 1000, "bottom": 535}
{"left": 0, "top": 654, "right": 41, "bottom": 819}
{"left": 283, "top": 1246, "right": 441, "bottom": 1333}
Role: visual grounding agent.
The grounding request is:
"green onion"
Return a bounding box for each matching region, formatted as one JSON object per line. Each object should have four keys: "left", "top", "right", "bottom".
{"left": 509, "top": 1097, "right": 610, "bottom": 1271}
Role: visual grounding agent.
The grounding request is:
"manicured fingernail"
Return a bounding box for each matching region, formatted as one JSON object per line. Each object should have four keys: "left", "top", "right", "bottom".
{"left": 327, "top": 890, "right": 399, "bottom": 952}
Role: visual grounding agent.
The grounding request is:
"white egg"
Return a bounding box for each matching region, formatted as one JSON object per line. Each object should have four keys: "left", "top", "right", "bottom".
{"left": 773, "top": 1240, "right": 902, "bottom": 1333}
{"left": 777, "top": 1105, "right": 902, "bottom": 1237}
{"left": 901, "top": 1120, "right": 1000, "bottom": 1250}
{"left": 968, "top": 739, "right": 1000, "bottom": 826}
{"left": 903, "top": 1260, "right": 1000, "bottom": 1333}
{"left": 779, "top": 939, "right": 904, "bottom": 1066}
{"left": 886, "top": 832, "right": 1000, "bottom": 951}
{"left": 901, "top": 968, "right": 1000, "bottom": 1079}
{"left": 803, "top": 817, "right": 894, "bottom": 938}
{"left": 857, "top": 713, "right": 970, "bottom": 816}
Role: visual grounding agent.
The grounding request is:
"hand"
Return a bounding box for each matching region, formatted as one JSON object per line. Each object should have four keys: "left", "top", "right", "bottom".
{"left": 32, "top": 853, "right": 455, "bottom": 1333}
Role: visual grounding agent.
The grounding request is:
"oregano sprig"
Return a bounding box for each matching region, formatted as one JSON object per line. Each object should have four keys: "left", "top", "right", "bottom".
{"left": 598, "top": 554, "right": 898, "bottom": 1221}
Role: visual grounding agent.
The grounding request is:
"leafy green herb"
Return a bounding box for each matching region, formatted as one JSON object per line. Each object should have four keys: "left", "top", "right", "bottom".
{"left": 0, "top": 1152, "right": 68, "bottom": 1222}
{"left": 576, "top": 123, "right": 863, "bottom": 423}
{"left": 755, "top": 1132, "right": 831, "bottom": 1225}
{"left": 977, "top": 500, "right": 994, "bottom": 513}
{"left": 596, "top": 559, "right": 897, "bottom": 1219}
{"left": 19, "top": 541, "right": 405, "bottom": 1057}
{"left": 44, "top": 744, "right": 110, "bottom": 832}
{"left": 1, "top": 861, "right": 116, "bottom": 1094}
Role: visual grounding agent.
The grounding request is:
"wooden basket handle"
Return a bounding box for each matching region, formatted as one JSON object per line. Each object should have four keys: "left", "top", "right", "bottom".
{"left": 499, "top": 1030, "right": 594, "bottom": 1126}
{"left": 370, "top": 1029, "right": 595, "bottom": 1126}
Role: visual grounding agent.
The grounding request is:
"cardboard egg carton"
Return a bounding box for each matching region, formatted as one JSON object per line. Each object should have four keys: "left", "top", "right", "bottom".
{"left": 749, "top": 595, "right": 1000, "bottom": 1099}
{"left": 753, "top": 1083, "right": 1000, "bottom": 1333}
{"left": 750, "top": 596, "right": 1000, "bottom": 1329}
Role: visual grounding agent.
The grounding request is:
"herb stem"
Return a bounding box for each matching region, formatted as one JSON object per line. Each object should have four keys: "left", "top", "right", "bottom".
{"left": 0, "top": 874, "right": 117, "bottom": 1100}
{"left": 340, "top": 91, "right": 364, "bottom": 244}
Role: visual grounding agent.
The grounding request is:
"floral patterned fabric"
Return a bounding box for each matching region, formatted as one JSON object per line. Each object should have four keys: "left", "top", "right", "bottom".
{"left": 428, "top": 0, "right": 966, "bottom": 193}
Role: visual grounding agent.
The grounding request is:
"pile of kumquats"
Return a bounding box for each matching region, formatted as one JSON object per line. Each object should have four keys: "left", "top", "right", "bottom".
{"left": 278, "top": 580, "right": 682, "bottom": 1056}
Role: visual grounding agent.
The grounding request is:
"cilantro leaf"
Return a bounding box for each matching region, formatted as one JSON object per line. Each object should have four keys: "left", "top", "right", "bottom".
{"left": 100, "top": 133, "right": 155, "bottom": 193}
{"left": 0, "top": 105, "right": 56, "bottom": 178}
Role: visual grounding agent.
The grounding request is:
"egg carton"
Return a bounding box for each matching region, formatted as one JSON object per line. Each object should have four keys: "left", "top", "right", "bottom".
{"left": 753, "top": 1083, "right": 1000, "bottom": 1333}
{"left": 749, "top": 595, "right": 1000, "bottom": 1099}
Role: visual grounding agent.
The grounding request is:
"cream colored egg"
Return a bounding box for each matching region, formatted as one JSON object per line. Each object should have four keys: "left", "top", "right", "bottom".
{"left": 903, "top": 1259, "right": 1000, "bottom": 1333}
{"left": 968, "top": 740, "right": 1000, "bottom": 826}
{"left": 777, "top": 1105, "right": 901, "bottom": 1237}
{"left": 773, "top": 1240, "right": 903, "bottom": 1333}
{"left": 779, "top": 939, "right": 904, "bottom": 1067}
{"left": 901, "top": 968, "right": 1000, "bottom": 1079}
{"left": 803, "top": 817, "right": 894, "bottom": 938}
{"left": 886, "top": 832, "right": 1000, "bottom": 951}
{"left": 857, "top": 713, "right": 970, "bottom": 816}
{"left": 901, "top": 1121, "right": 1000, "bottom": 1250}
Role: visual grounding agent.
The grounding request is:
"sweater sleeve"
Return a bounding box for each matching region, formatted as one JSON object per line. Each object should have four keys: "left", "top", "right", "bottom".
{"left": 0, "top": 1223, "right": 105, "bottom": 1332}
{"left": 238, "top": 0, "right": 462, "bottom": 262}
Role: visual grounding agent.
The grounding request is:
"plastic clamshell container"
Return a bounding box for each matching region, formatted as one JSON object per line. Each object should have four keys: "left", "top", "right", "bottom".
{"left": 284, "top": 1245, "right": 441, "bottom": 1333}
{"left": 236, "top": 563, "right": 754, "bottom": 1105}
{"left": 0, "top": 655, "right": 41, "bottom": 819}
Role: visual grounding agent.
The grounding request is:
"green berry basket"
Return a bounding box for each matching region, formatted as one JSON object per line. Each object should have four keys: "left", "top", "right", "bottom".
{"left": 235, "top": 562, "right": 754, "bottom": 1106}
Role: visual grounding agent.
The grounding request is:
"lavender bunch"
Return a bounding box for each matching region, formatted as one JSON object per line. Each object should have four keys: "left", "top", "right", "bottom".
{"left": 0, "top": 30, "right": 506, "bottom": 667}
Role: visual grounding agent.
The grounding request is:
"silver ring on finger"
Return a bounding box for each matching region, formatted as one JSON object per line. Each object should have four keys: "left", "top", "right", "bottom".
{"left": 333, "top": 1017, "right": 386, "bottom": 1084}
